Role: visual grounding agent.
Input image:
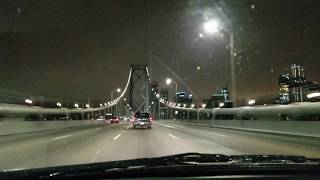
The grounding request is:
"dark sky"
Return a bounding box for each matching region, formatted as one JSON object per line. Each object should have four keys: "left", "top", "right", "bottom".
{"left": 1, "top": 0, "right": 320, "bottom": 105}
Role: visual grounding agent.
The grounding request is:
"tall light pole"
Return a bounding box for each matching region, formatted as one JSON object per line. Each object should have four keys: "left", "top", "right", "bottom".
{"left": 110, "top": 88, "right": 121, "bottom": 116}
{"left": 166, "top": 78, "right": 178, "bottom": 101}
{"left": 203, "top": 19, "right": 236, "bottom": 107}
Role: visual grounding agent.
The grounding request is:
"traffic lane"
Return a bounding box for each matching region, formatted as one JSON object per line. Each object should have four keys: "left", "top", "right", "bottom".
{"left": 3, "top": 120, "right": 320, "bottom": 171}
{"left": 0, "top": 122, "right": 130, "bottom": 170}
{"left": 157, "top": 121, "right": 320, "bottom": 158}
{"left": 93, "top": 122, "right": 194, "bottom": 162}
{"left": 0, "top": 124, "right": 108, "bottom": 146}
{"left": 9, "top": 122, "right": 210, "bottom": 170}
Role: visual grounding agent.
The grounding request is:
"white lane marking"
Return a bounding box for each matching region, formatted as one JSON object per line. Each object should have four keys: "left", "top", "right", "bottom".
{"left": 113, "top": 134, "right": 121, "bottom": 140}
{"left": 160, "top": 124, "right": 176, "bottom": 129}
{"left": 209, "top": 132, "right": 228, "bottom": 137}
{"left": 95, "top": 150, "right": 101, "bottom": 155}
{"left": 52, "top": 134, "right": 72, "bottom": 140}
{"left": 168, "top": 133, "right": 178, "bottom": 140}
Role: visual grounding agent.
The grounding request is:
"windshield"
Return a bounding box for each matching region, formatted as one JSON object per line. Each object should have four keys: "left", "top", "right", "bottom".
{"left": 0, "top": 0, "right": 320, "bottom": 174}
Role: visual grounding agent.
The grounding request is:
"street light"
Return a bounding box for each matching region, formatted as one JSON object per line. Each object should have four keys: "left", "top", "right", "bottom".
{"left": 219, "top": 102, "right": 225, "bottom": 108}
{"left": 85, "top": 104, "right": 90, "bottom": 108}
{"left": 307, "top": 92, "right": 320, "bottom": 99}
{"left": 191, "top": 104, "right": 195, "bottom": 108}
{"left": 99, "top": 104, "right": 103, "bottom": 107}
{"left": 74, "top": 103, "right": 79, "bottom": 108}
{"left": 56, "top": 102, "right": 62, "bottom": 107}
{"left": 203, "top": 19, "right": 236, "bottom": 107}
{"left": 166, "top": 78, "right": 178, "bottom": 102}
{"left": 203, "top": 19, "right": 219, "bottom": 33}
{"left": 166, "top": 78, "right": 172, "bottom": 85}
{"left": 248, "top": 99, "right": 256, "bottom": 106}
{"left": 25, "top": 99, "right": 32, "bottom": 104}
{"left": 201, "top": 103, "right": 206, "bottom": 108}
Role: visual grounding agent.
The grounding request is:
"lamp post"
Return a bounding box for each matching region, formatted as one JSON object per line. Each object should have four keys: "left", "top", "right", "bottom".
{"left": 166, "top": 78, "right": 178, "bottom": 102}
{"left": 203, "top": 19, "right": 236, "bottom": 107}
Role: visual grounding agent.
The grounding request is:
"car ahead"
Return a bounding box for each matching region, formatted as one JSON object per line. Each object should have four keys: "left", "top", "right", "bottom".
{"left": 133, "top": 112, "right": 151, "bottom": 129}
{"left": 1, "top": 153, "right": 320, "bottom": 179}
{"left": 96, "top": 116, "right": 105, "bottom": 121}
{"left": 110, "top": 116, "right": 119, "bottom": 124}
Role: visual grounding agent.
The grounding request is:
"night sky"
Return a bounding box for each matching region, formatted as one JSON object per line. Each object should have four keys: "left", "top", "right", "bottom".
{"left": 1, "top": 0, "right": 320, "bottom": 105}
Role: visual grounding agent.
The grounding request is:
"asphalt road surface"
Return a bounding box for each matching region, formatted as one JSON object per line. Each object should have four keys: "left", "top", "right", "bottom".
{"left": 0, "top": 120, "right": 319, "bottom": 170}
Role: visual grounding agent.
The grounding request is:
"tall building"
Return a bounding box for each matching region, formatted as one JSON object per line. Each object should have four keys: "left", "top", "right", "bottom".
{"left": 278, "top": 74, "right": 290, "bottom": 104}
{"left": 275, "top": 64, "right": 315, "bottom": 104}
{"left": 289, "top": 64, "right": 306, "bottom": 102}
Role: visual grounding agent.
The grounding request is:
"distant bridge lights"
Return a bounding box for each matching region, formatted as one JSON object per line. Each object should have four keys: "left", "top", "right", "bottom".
{"left": 104, "top": 102, "right": 107, "bottom": 106}
{"left": 307, "top": 92, "right": 320, "bottom": 99}
{"left": 99, "top": 104, "right": 103, "bottom": 107}
{"left": 56, "top": 102, "right": 62, "bottom": 107}
{"left": 25, "top": 99, "right": 32, "bottom": 104}
{"left": 248, "top": 99, "right": 256, "bottom": 106}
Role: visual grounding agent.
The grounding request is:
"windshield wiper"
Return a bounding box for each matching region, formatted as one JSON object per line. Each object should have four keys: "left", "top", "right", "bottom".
{"left": 1, "top": 153, "right": 319, "bottom": 179}
{"left": 229, "top": 155, "right": 315, "bottom": 164}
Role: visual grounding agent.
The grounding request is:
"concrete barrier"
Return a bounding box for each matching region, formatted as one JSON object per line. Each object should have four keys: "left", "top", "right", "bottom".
{"left": 0, "top": 117, "right": 108, "bottom": 136}
{"left": 173, "top": 119, "right": 320, "bottom": 138}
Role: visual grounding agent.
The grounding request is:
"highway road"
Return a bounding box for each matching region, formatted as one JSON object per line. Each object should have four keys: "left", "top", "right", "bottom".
{"left": 0, "top": 120, "right": 319, "bottom": 171}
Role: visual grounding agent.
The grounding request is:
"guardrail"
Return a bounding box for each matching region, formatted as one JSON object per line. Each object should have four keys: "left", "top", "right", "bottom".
{"left": 0, "top": 117, "right": 108, "bottom": 136}
{"left": 172, "top": 119, "right": 320, "bottom": 138}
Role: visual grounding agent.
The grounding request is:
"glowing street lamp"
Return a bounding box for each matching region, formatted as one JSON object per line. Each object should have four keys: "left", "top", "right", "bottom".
{"left": 85, "top": 104, "right": 90, "bottom": 108}
{"left": 248, "top": 99, "right": 256, "bottom": 106}
{"left": 307, "top": 92, "right": 320, "bottom": 99}
{"left": 202, "top": 19, "right": 236, "bottom": 107}
{"left": 201, "top": 104, "right": 206, "bottom": 108}
{"left": 74, "top": 103, "right": 79, "bottom": 108}
{"left": 219, "top": 102, "right": 225, "bottom": 108}
{"left": 25, "top": 99, "right": 32, "bottom": 104}
{"left": 191, "top": 104, "right": 195, "bottom": 108}
{"left": 56, "top": 102, "right": 62, "bottom": 107}
{"left": 203, "top": 19, "right": 219, "bottom": 33}
{"left": 166, "top": 78, "right": 172, "bottom": 85}
{"left": 165, "top": 78, "right": 178, "bottom": 96}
